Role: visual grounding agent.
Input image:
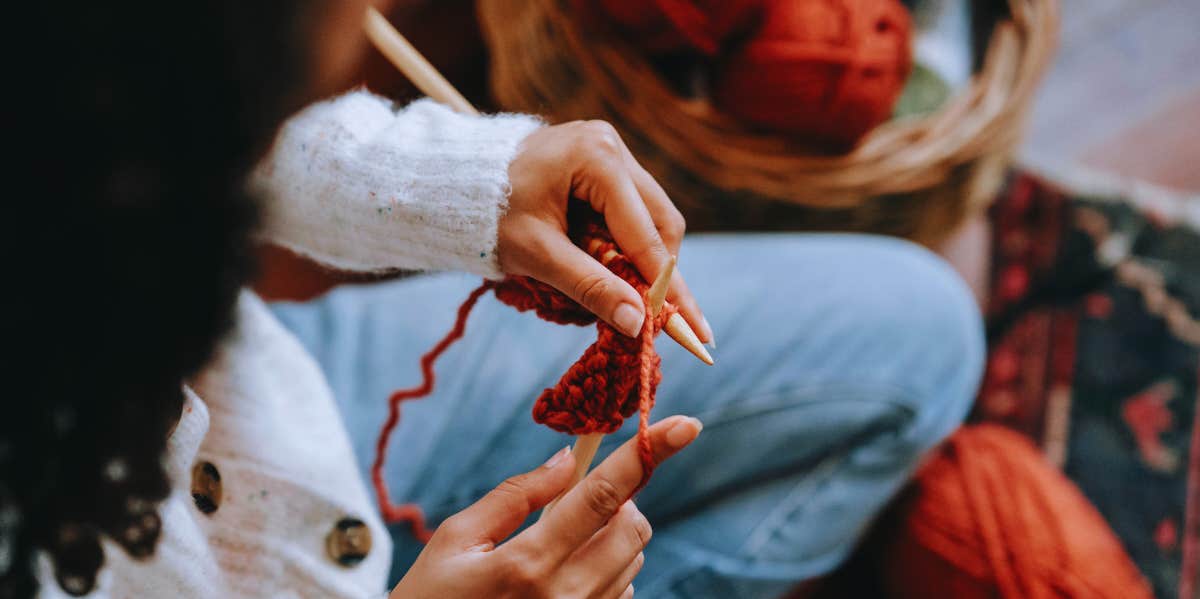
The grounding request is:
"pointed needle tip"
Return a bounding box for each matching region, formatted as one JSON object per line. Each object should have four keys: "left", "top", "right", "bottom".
{"left": 664, "top": 313, "right": 715, "bottom": 365}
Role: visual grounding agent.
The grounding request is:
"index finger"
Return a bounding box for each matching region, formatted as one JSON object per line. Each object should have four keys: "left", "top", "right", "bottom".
{"left": 595, "top": 168, "right": 715, "bottom": 344}
{"left": 594, "top": 169, "right": 676, "bottom": 292}
{"left": 572, "top": 132, "right": 676, "bottom": 307}
{"left": 512, "top": 416, "right": 702, "bottom": 562}
{"left": 621, "top": 151, "right": 711, "bottom": 343}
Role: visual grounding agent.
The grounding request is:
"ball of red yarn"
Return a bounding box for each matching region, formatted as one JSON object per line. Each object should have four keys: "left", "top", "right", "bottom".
{"left": 713, "top": 0, "right": 913, "bottom": 148}
{"left": 580, "top": 0, "right": 764, "bottom": 55}
{"left": 878, "top": 424, "right": 1154, "bottom": 599}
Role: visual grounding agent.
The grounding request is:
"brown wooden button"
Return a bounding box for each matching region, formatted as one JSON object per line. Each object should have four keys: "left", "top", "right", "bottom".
{"left": 326, "top": 517, "right": 372, "bottom": 567}
{"left": 190, "top": 461, "right": 222, "bottom": 515}
{"left": 118, "top": 511, "right": 162, "bottom": 558}
{"left": 56, "top": 572, "right": 96, "bottom": 597}
{"left": 51, "top": 524, "right": 101, "bottom": 597}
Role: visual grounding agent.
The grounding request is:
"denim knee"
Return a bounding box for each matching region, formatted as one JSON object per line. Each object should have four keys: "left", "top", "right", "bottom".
{"left": 681, "top": 233, "right": 985, "bottom": 456}
{"left": 840, "top": 237, "right": 985, "bottom": 455}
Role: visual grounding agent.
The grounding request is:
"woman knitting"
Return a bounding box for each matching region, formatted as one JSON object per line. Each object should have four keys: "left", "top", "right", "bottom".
{"left": 5, "top": 0, "right": 983, "bottom": 597}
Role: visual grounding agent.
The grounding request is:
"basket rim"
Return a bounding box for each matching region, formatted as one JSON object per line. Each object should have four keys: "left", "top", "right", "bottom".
{"left": 480, "top": 0, "right": 1061, "bottom": 207}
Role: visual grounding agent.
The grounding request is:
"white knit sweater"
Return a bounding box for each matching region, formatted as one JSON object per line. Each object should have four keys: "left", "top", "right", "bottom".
{"left": 253, "top": 91, "right": 543, "bottom": 278}
{"left": 36, "top": 91, "right": 542, "bottom": 598}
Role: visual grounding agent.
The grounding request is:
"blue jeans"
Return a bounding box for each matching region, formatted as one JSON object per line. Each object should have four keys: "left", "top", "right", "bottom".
{"left": 269, "top": 234, "right": 985, "bottom": 598}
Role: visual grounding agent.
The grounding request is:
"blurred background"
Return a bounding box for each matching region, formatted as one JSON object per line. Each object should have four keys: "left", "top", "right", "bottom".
{"left": 1022, "top": 0, "right": 1199, "bottom": 192}
{"left": 260, "top": 0, "right": 1199, "bottom": 596}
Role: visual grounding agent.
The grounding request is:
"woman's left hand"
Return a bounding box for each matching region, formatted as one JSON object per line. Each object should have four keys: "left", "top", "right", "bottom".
{"left": 500, "top": 121, "right": 711, "bottom": 342}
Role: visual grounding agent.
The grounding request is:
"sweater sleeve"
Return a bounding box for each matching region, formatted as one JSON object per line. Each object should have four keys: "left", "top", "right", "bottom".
{"left": 249, "top": 90, "right": 543, "bottom": 278}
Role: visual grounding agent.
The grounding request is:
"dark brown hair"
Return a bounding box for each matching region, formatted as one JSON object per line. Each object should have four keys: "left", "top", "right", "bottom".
{"left": 2, "top": 1, "right": 323, "bottom": 595}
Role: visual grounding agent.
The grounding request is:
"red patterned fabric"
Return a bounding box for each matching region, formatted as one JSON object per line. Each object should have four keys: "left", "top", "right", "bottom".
{"left": 968, "top": 173, "right": 1200, "bottom": 597}
{"left": 814, "top": 172, "right": 1197, "bottom": 599}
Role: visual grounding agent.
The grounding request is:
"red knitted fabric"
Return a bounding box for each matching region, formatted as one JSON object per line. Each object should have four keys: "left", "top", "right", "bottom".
{"left": 579, "top": 0, "right": 764, "bottom": 55}
{"left": 371, "top": 218, "right": 675, "bottom": 541}
{"left": 713, "top": 0, "right": 912, "bottom": 148}
{"left": 879, "top": 425, "right": 1154, "bottom": 599}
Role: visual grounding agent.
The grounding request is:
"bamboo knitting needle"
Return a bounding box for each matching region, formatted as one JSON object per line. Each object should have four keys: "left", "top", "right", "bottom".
{"left": 540, "top": 432, "right": 604, "bottom": 519}
{"left": 363, "top": 7, "right": 714, "bottom": 365}
{"left": 538, "top": 256, "right": 677, "bottom": 519}
{"left": 363, "top": 8, "right": 477, "bottom": 116}
{"left": 587, "top": 240, "right": 714, "bottom": 366}
{"left": 646, "top": 255, "right": 676, "bottom": 318}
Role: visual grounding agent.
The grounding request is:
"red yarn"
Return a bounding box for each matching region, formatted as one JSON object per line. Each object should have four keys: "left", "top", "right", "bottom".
{"left": 713, "top": 0, "right": 912, "bottom": 148}
{"left": 879, "top": 425, "right": 1154, "bottom": 599}
{"left": 371, "top": 217, "right": 675, "bottom": 540}
{"left": 580, "top": 0, "right": 764, "bottom": 55}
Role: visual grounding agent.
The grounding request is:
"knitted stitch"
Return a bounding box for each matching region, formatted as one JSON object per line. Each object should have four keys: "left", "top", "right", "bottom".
{"left": 372, "top": 216, "right": 675, "bottom": 540}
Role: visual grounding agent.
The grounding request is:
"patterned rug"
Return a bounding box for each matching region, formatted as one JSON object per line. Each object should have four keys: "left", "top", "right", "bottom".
{"left": 975, "top": 172, "right": 1200, "bottom": 598}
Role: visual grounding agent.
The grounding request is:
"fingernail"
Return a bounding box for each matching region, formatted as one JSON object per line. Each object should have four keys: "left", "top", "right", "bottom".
{"left": 702, "top": 316, "right": 716, "bottom": 348}
{"left": 665, "top": 417, "right": 703, "bottom": 449}
{"left": 543, "top": 446, "right": 571, "bottom": 468}
{"left": 614, "top": 303, "right": 645, "bottom": 337}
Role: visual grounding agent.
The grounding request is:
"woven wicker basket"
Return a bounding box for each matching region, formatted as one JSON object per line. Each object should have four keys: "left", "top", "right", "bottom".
{"left": 478, "top": 0, "right": 1059, "bottom": 244}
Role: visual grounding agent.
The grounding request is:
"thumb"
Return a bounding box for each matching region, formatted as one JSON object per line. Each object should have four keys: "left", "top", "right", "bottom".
{"left": 538, "top": 230, "right": 647, "bottom": 338}
{"left": 443, "top": 446, "right": 576, "bottom": 549}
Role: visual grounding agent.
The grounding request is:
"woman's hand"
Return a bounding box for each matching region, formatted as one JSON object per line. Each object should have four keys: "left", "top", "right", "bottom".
{"left": 501, "top": 121, "right": 712, "bottom": 343}
{"left": 389, "top": 416, "right": 703, "bottom": 599}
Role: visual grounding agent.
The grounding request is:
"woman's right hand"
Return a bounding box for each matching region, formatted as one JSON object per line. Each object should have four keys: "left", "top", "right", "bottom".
{"left": 389, "top": 416, "right": 703, "bottom": 599}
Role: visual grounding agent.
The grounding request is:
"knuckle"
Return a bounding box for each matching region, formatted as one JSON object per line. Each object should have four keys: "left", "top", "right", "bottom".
{"left": 491, "top": 476, "right": 535, "bottom": 512}
{"left": 581, "top": 120, "right": 622, "bottom": 158}
{"left": 583, "top": 119, "right": 619, "bottom": 139}
{"left": 582, "top": 477, "right": 625, "bottom": 518}
{"left": 498, "top": 550, "right": 544, "bottom": 593}
{"left": 628, "top": 241, "right": 669, "bottom": 267}
{"left": 496, "top": 473, "right": 532, "bottom": 498}
{"left": 571, "top": 272, "right": 616, "bottom": 312}
{"left": 435, "top": 513, "right": 471, "bottom": 540}
{"left": 628, "top": 511, "right": 653, "bottom": 547}
{"left": 662, "top": 208, "right": 686, "bottom": 241}
{"left": 616, "top": 504, "right": 652, "bottom": 549}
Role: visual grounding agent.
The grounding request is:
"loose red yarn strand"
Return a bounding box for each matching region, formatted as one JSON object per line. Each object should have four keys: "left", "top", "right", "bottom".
{"left": 636, "top": 298, "right": 657, "bottom": 491}
{"left": 371, "top": 219, "right": 673, "bottom": 541}
{"left": 371, "top": 281, "right": 495, "bottom": 542}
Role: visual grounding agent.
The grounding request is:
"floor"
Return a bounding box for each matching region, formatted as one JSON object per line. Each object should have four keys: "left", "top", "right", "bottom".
{"left": 1018, "top": 0, "right": 1200, "bottom": 193}
{"left": 938, "top": 0, "right": 1200, "bottom": 303}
